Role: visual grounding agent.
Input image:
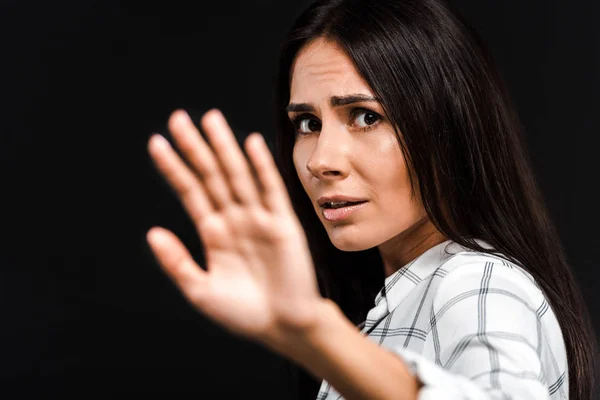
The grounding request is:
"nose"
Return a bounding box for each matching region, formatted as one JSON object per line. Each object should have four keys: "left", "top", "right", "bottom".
{"left": 306, "top": 125, "right": 350, "bottom": 181}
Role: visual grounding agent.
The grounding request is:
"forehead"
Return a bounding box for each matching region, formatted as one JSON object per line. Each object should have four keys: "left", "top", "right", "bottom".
{"left": 290, "top": 38, "right": 372, "bottom": 99}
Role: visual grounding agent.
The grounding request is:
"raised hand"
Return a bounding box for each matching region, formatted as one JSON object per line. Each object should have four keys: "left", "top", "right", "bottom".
{"left": 146, "top": 109, "right": 324, "bottom": 352}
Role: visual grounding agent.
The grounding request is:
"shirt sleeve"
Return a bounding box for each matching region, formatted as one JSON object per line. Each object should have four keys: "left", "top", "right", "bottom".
{"left": 387, "top": 261, "right": 567, "bottom": 400}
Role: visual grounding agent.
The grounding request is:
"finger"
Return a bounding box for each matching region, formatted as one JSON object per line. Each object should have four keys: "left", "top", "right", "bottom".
{"left": 147, "top": 226, "right": 210, "bottom": 304}
{"left": 200, "top": 109, "right": 261, "bottom": 205}
{"left": 168, "top": 110, "right": 232, "bottom": 210}
{"left": 244, "top": 133, "right": 293, "bottom": 214}
{"left": 148, "top": 134, "right": 213, "bottom": 224}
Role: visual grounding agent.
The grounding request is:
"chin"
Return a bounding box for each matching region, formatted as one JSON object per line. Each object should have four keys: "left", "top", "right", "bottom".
{"left": 327, "top": 228, "right": 380, "bottom": 252}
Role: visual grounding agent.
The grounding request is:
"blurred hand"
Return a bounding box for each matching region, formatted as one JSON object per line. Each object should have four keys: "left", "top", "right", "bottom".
{"left": 146, "top": 109, "right": 324, "bottom": 351}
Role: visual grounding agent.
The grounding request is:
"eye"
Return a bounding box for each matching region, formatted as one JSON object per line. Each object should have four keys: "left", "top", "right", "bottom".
{"left": 291, "top": 114, "right": 322, "bottom": 135}
{"left": 352, "top": 109, "right": 381, "bottom": 129}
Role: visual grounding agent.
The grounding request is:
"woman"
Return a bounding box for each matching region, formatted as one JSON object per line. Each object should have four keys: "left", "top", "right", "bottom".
{"left": 146, "top": 0, "right": 597, "bottom": 399}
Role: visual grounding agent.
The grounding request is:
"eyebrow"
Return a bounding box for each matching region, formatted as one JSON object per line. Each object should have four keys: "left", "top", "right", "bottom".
{"left": 286, "top": 94, "right": 379, "bottom": 113}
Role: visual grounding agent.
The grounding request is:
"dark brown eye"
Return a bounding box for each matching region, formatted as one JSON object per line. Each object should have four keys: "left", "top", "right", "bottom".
{"left": 354, "top": 110, "right": 380, "bottom": 128}
{"left": 308, "top": 119, "right": 321, "bottom": 131}
{"left": 293, "top": 115, "right": 322, "bottom": 134}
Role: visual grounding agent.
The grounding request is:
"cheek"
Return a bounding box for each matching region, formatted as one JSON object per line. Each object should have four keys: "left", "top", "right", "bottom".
{"left": 292, "top": 144, "right": 302, "bottom": 176}
{"left": 292, "top": 143, "right": 310, "bottom": 189}
{"left": 367, "top": 137, "right": 410, "bottom": 191}
{"left": 365, "top": 141, "right": 422, "bottom": 215}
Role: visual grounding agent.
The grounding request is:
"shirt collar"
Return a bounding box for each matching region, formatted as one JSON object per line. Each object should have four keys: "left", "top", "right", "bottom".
{"left": 374, "top": 239, "right": 481, "bottom": 314}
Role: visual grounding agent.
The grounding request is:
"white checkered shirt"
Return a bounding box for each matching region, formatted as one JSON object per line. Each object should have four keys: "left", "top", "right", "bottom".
{"left": 316, "top": 239, "right": 568, "bottom": 399}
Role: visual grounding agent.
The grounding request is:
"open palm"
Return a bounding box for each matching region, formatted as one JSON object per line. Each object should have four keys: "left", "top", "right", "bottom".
{"left": 146, "top": 109, "right": 323, "bottom": 348}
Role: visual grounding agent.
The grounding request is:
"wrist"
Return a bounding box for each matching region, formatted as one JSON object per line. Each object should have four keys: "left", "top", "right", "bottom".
{"left": 258, "top": 298, "right": 337, "bottom": 359}
{"left": 277, "top": 298, "right": 352, "bottom": 371}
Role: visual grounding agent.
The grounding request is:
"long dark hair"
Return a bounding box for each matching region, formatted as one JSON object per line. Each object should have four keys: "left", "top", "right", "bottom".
{"left": 273, "top": 0, "right": 598, "bottom": 399}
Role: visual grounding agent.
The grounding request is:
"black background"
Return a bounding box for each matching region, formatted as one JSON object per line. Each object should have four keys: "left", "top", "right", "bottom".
{"left": 1, "top": 0, "right": 598, "bottom": 398}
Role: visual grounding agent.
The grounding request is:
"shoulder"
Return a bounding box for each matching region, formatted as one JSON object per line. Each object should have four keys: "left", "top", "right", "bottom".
{"left": 432, "top": 243, "right": 546, "bottom": 312}
{"left": 425, "top": 242, "right": 568, "bottom": 378}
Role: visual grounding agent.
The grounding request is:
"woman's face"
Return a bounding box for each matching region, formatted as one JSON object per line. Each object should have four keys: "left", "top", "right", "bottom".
{"left": 290, "top": 38, "right": 428, "bottom": 251}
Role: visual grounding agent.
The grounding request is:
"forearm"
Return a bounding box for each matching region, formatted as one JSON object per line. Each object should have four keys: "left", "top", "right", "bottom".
{"left": 284, "top": 299, "right": 422, "bottom": 400}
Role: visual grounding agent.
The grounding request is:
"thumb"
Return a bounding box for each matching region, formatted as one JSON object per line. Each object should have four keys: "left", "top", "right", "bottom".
{"left": 146, "top": 226, "right": 209, "bottom": 304}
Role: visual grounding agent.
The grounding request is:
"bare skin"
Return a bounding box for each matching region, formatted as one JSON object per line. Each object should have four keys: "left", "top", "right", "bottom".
{"left": 146, "top": 109, "right": 323, "bottom": 352}
{"left": 145, "top": 36, "right": 446, "bottom": 399}
{"left": 289, "top": 38, "right": 447, "bottom": 277}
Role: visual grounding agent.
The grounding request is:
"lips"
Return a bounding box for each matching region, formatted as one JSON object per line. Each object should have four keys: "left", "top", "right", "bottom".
{"left": 317, "top": 195, "right": 368, "bottom": 207}
{"left": 322, "top": 200, "right": 367, "bottom": 209}
{"left": 321, "top": 201, "right": 368, "bottom": 222}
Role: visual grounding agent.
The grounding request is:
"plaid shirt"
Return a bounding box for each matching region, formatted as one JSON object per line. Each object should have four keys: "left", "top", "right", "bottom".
{"left": 316, "top": 239, "right": 568, "bottom": 400}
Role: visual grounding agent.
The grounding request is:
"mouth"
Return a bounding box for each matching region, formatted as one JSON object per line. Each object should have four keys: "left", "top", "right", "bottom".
{"left": 320, "top": 201, "right": 368, "bottom": 222}
{"left": 321, "top": 200, "right": 367, "bottom": 209}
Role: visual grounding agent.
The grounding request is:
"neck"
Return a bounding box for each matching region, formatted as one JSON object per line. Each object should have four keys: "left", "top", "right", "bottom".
{"left": 378, "top": 216, "right": 447, "bottom": 278}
